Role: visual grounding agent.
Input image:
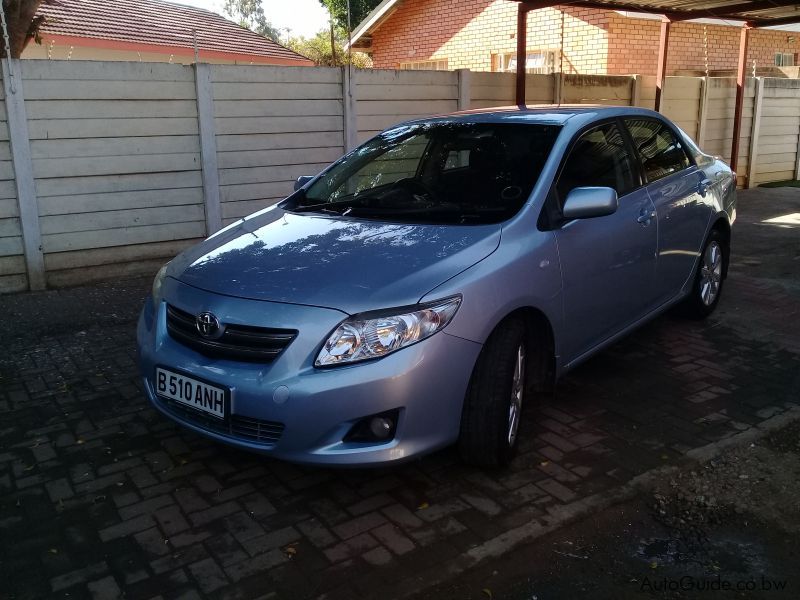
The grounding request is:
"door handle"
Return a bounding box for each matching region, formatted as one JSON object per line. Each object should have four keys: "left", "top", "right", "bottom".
{"left": 637, "top": 211, "right": 656, "bottom": 224}
{"left": 697, "top": 179, "right": 712, "bottom": 197}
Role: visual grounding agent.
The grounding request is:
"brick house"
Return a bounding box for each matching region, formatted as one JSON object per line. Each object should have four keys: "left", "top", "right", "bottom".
{"left": 23, "top": 0, "right": 313, "bottom": 66}
{"left": 350, "top": 0, "right": 800, "bottom": 76}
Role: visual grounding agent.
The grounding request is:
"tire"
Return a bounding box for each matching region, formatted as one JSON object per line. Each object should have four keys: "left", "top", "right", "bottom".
{"left": 682, "top": 229, "right": 726, "bottom": 319}
{"left": 458, "top": 318, "right": 530, "bottom": 468}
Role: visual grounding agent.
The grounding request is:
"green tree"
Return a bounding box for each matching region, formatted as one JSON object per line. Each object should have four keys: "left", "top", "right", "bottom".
{"left": 1, "top": 0, "right": 55, "bottom": 58}
{"left": 288, "top": 29, "right": 370, "bottom": 67}
{"left": 318, "top": 0, "right": 382, "bottom": 32}
{"left": 223, "top": 0, "right": 280, "bottom": 41}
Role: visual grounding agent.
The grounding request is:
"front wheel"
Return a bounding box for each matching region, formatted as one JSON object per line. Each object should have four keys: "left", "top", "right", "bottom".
{"left": 682, "top": 230, "right": 726, "bottom": 319}
{"left": 458, "top": 318, "right": 530, "bottom": 468}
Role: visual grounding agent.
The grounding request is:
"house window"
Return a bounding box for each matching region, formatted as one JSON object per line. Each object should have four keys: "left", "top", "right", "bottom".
{"left": 775, "top": 53, "right": 795, "bottom": 67}
{"left": 492, "top": 50, "right": 559, "bottom": 74}
{"left": 400, "top": 59, "right": 449, "bottom": 70}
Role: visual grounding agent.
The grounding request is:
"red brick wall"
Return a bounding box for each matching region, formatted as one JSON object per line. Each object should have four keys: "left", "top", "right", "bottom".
{"left": 370, "top": 0, "right": 611, "bottom": 74}
{"left": 369, "top": 0, "right": 800, "bottom": 75}
{"left": 606, "top": 15, "right": 799, "bottom": 75}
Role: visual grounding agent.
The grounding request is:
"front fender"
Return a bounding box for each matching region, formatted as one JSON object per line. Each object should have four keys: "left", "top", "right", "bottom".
{"left": 420, "top": 228, "right": 563, "bottom": 371}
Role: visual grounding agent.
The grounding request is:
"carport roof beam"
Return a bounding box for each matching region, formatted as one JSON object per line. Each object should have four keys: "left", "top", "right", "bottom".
{"left": 512, "top": 1, "right": 800, "bottom": 27}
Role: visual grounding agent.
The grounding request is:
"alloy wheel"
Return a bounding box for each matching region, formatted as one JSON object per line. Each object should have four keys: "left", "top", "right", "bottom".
{"left": 699, "top": 241, "right": 723, "bottom": 306}
{"left": 507, "top": 344, "right": 526, "bottom": 445}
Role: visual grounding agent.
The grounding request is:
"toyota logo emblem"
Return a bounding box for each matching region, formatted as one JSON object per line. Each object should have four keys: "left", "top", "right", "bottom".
{"left": 195, "top": 312, "right": 224, "bottom": 339}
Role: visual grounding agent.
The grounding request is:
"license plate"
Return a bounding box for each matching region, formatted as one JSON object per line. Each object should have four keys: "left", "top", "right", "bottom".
{"left": 155, "top": 367, "right": 227, "bottom": 420}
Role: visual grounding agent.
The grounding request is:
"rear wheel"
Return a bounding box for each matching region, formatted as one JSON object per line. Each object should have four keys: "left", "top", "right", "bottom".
{"left": 458, "top": 318, "right": 531, "bottom": 468}
{"left": 682, "top": 229, "right": 726, "bottom": 319}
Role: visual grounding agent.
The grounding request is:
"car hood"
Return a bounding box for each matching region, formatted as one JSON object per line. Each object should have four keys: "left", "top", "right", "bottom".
{"left": 169, "top": 206, "right": 501, "bottom": 314}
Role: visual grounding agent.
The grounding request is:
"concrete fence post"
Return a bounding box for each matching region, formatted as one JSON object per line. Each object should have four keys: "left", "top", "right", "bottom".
{"left": 696, "top": 76, "right": 710, "bottom": 148}
{"left": 553, "top": 72, "right": 563, "bottom": 105}
{"left": 745, "top": 77, "right": 764, "bottom": 189}
{"left": 795, "top": 99, "right": 800, "bottom": 180}
{"left": 342, "top": 66, "right": 358, "bottom": 152}
{"left": 457, "top": 69, "right": 471, "bottom": 111}
{"left": 194, "top": 62, "right": 222, "bottom": 235}
{"left": 2, "top": 58, "right": 45, "bottom": 291}
{"left": 630, "top": 74, "right": 641, "bottom": 107}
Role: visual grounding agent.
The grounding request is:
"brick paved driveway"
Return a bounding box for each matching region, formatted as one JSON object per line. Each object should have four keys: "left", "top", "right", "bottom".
{"left": 1, "top": 188, "right": 798, "bottom": 600}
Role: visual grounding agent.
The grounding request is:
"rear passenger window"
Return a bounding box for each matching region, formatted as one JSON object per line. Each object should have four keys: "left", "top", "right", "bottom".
{"left": 625, "top": 118, "right": 692, "bottom": 182}
{"left": 557, "top": 122, "right": 637, "bottom": 204}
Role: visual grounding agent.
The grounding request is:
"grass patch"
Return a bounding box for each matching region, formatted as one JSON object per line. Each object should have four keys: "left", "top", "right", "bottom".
{"left": 759, "top": 179, "right": 800, "bottom": 188}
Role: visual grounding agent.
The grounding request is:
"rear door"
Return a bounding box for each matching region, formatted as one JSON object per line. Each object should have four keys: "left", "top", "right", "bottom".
{"left": 553, "top": 120, "right": 659, "bottom": 363}
{"left": 623, "top": 117, "right": 713, "bottom": 303}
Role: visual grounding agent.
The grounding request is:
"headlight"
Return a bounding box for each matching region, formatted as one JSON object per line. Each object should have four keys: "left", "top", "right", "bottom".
{"left": 315, "top": 296, "right": 462, "bottom": 367}
{"left": 151, "top": 263, "right": 169, "bottom": 304}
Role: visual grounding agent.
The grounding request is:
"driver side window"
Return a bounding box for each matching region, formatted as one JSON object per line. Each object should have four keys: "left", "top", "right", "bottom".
{"left": 556, "top": 122, "right": 637, "bottom": 206}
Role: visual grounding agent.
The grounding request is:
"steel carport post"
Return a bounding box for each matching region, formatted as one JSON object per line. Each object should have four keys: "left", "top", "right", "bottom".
{"left": 730, "top": 23, "right": 751, "bottom": 180}
{"left": 654, "top": 16, "right": 671, "bottom": 113}
{"left": 515, "top": 1, "right": 553, "bottom": 106}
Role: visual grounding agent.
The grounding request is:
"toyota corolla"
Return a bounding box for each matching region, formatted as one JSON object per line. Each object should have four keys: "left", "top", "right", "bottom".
{"left": 137, "top": 106, "right": 736, "bottom": 467}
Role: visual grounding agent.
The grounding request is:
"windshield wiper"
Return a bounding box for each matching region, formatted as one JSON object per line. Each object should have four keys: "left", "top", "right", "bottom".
{"left": 291, "top": 192, "right": 385, "bottom": 214}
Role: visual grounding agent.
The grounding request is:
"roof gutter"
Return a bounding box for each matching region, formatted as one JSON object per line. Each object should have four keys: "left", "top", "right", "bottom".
{"left": 344, "top": 0, "right": 402, "bottom": 50}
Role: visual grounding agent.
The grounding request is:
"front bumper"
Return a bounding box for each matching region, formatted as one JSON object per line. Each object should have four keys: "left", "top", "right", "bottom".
{"left": 136, "top": 282, "right": 481, "bottom": 466}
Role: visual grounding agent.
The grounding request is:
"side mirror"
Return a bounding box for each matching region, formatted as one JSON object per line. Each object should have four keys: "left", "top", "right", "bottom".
{"left": 562, "top": 187, "right": 618, "bottom": 220}
{"left": 294, "top": 175, "right": 314, "bottom": 191}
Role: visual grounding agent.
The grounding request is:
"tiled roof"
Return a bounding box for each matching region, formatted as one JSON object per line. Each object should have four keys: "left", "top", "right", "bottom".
{"left": 37, "top": 0, "right": 311, "bottom": 63}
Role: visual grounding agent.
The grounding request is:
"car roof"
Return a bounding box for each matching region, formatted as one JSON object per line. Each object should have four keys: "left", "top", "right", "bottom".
{"left": 399, "top": 105, "right": 665, "bottom": 127}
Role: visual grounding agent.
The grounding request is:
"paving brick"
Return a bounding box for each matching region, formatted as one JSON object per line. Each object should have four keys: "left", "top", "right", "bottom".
{"left": 224, "top": 549, "right": 288, "bottom": 582}
{"left": 461, "top": 493, "right": 502, "bottom": 517}
{"left": 323, "top": 532, "right": 379, "bottom": 563}
{"left": 382, "top": 503, "right": 424, "bottom": 529}
{"left": 332, "top": 511, "right": 387, "bottom": 540}
{"left": 297, "top": 518, "right": 337, "bottom": 549}
{"left": 241, "top": 526, "right": 301, "bottom": 556}
{"left": 118, "top": 494, "right": 174, "bottom": 520}
{"left": 188, "top": 501, "right": 240, "bottom": 528}
{"left": 187, "top": 557, "right": 228, "bottom": 594}
{"left": 45, "top": 478, "right": 74, "bottom": 502}
{"left": 362, "top": 545, "right": 393, "bottom": 566}
{"left": 537, "top": 432, "right": 579, "bottom": 453}
{"left": 174, "top": 488, "right": 210, "bottom": 513}
{"left": 99, "top": 515, "right": 154, "bottom": 542}
{"left": 134, "top": 527, "right": 170, "bottom": 558}
{"left": 87, "top": 575, "right": 122, "bottom": 600}
{"left": 241, "top": 492, "right": 277, "bottom": 519}
{"left": 206, "top": 533, "right": 249, "bottom": 567}
{"left": 153, "top": 504, "right": 190, "bottom": 536}
{"left": 50, "top": 562, "right": 109, "bottom": 592}
{"left": 149, "top": 544, "right": 209, "bottom": 575}
{"left": 346, "top": 493, "right": 394, "bottom": 516}
{"left": 416, "top": 498, "right": 470, "bottom": 523}
{"left": 371, "top": 523, "right": 416, "bottom": 556}
{"left": 223, "top": 511, "right": 266, "bottom": 544}
{"left": 536, "top": 478, "right": 578, "bottom": 503}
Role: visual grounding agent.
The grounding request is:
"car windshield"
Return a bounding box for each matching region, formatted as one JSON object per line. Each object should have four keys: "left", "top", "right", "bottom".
{"left": 288, "top": 122, "right": 561, "bottom": 225}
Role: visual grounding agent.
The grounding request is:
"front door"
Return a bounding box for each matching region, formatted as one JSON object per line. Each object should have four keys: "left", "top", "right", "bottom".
{"left": 552, "top": 121, "right": 658, "bottom": 364}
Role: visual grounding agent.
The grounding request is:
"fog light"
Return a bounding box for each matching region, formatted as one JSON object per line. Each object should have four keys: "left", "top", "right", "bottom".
{"left": 344, "top": 409, "right": 399, "bottom": 443}
{"left": 369, "top": 416, "right": 393, "bottom": 439}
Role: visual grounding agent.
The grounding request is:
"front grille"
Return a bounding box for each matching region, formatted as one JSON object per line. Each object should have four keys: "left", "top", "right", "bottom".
{"left": 166, "top": 304, "right": 297, "bottom": 362}
{"left": 159, "top": 397, "right": 285, "bottom": 446}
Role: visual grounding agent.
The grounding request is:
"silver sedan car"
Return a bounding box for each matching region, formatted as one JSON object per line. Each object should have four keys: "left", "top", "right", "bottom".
{"left": 138, "top": 106, "right": 736, "bottom": 467}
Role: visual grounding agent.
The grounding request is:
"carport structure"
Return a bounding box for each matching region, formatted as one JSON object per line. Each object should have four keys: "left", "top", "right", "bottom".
{"left": 510, "top": 1, "right": 800, "bottom": 174}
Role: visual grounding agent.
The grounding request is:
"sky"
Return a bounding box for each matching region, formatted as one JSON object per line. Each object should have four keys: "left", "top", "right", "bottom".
{"left": 175, "top": 0, "right": 331, "bottom": 39}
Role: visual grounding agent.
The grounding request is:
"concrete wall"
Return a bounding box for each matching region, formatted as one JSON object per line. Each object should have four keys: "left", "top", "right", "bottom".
{"left": 2, "top": 59, "right": 798, "bottom": 293}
